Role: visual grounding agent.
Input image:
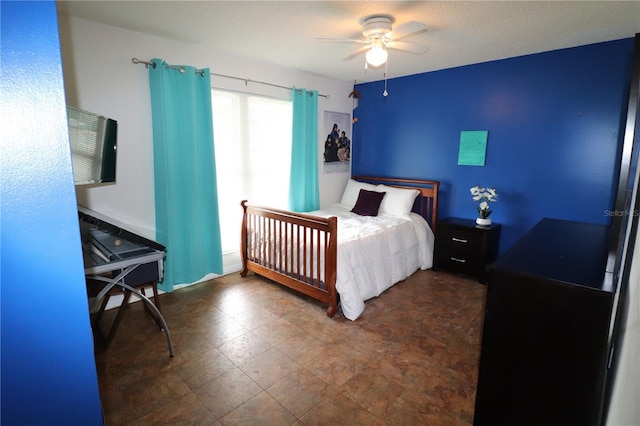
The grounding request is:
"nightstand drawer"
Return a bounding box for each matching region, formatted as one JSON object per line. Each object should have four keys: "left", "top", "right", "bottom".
{"left": 437, "top": 228, "right": 483, "bottom": 257}
{"left": 436, "top": 255, "right": 483, "bottom": 277}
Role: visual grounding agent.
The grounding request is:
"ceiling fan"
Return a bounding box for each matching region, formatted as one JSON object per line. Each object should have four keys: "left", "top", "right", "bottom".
{"left": 317, "top": 15, "right": 429, "bottom": 68}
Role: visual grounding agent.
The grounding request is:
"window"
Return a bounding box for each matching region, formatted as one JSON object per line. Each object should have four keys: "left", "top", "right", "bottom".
{"left": 212, "top": 90, "right": 293, "bottom": 253}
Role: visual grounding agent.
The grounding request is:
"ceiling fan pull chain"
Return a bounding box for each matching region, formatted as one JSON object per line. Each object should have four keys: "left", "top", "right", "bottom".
{"left": 383, "top": 62, "right": 389, "bottom": 97}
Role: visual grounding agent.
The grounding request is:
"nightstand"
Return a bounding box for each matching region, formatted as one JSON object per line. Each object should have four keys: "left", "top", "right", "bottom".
{"left": 433, "top": 217, "right": 501, "bottom": 283}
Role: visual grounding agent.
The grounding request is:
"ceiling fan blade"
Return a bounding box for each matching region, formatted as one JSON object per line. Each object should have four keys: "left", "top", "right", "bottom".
{"left": 385, "top": 40, "right": 430, "bottom": 55}
{"left": 342, "top": 45, "right": 370, "bottom": 61}
{"left": 316, "top": 37, "right": 368, "bottom": 45}
{"left": 386, "top": 21, "right": 427, "bottom": 41}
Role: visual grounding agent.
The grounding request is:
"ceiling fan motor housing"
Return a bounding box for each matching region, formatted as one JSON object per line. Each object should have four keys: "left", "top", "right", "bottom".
{"left": 362, "top": 15, "right": 393, "bottom": 39}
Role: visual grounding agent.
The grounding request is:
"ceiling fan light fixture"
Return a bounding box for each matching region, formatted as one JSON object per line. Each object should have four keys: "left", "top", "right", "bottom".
{"left": 366, "top": 45, "right": 388, "bottom": 67}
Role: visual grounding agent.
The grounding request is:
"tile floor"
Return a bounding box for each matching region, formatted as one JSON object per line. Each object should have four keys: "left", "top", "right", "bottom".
{"left": 93, "top": 269, "right": 486, "bottom": 425}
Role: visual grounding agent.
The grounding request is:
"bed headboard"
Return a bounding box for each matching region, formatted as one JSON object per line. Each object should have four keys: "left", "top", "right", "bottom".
{"left": 352, "top": 176, "right": 439, "bottom": 231}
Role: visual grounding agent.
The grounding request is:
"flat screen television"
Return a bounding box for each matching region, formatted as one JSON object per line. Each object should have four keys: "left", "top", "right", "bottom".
{"left": 67, "top": 105, "right": 117, "bottom": 185}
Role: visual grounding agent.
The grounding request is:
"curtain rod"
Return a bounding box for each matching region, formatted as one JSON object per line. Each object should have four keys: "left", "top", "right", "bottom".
{"left": 210, "top": 72, "right": 329, "bottom": 99}
{"left": 132, "top": 57, "right": 206, "bottom": 76}
{"left": 132, "top": 57, "right": 330, "bottom": 99}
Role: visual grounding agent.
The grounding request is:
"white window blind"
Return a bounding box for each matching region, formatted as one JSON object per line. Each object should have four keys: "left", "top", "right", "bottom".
{"left": 212, "top": 90, "right": 292, "bottom": 253}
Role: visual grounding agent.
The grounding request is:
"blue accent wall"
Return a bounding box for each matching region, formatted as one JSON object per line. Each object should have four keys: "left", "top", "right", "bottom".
{"left": 353, "top": 39, "right": 634, "bottom": 253}
{"left": 1, "top": 1, "right": 104, "bottom": 424}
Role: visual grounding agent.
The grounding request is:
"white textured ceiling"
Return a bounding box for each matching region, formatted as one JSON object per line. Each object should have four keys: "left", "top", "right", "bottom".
{"left": 56, "top": 1, "right": 640, "bottom": 83}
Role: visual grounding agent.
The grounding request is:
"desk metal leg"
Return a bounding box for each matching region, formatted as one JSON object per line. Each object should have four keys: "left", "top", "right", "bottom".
{"left": 89, "top": 265, "right": 139, "bottom": 313}
{"left": 116, "top": 282, "right": 175, "bottom": 357}
{"left": 88, "top": 265, "right": 174, "bottom": 358}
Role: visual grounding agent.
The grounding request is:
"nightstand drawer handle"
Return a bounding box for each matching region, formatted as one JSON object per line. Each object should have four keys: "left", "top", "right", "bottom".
{"left": 451, "top": 237, "right": 468, "bottom": 243}
{"left": 450, "top": 257, "right": 466, "bottom": 263}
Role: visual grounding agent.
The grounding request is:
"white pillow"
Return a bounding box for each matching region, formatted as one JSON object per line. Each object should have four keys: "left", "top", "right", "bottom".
{"left": 340, "top": 179, "right": 377, "bottom": 209}
{"left": 376, "top": 184, "right": 420, "bottom": 216}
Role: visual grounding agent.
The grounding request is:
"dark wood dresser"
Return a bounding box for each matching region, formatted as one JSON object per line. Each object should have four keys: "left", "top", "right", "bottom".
{"left": 434, "top": 217, "right": 501, "bottom": 282}
{"left": 473, "top": 218, "right": 614, "bottom": 426}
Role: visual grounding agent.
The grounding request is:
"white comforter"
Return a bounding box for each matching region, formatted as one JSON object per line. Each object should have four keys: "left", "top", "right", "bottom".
{"left": 311, "top": 204, "right": 434, "bottom": 321}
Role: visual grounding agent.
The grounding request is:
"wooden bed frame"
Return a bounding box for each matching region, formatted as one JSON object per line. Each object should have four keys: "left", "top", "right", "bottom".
{"left": 240, "top": 176, "right": 439, "bottom": 317}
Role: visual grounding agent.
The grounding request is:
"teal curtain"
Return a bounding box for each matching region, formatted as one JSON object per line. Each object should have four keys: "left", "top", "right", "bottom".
{"left": 289, "top": 87, "right": 319, "bottom": 212}
{"left": 149, "top": 58, "right": 223, "bottom": 291}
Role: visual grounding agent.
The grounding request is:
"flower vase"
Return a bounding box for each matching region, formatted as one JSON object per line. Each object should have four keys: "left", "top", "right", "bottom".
{"left": 476, "top": 217, "right": 492, "bottom": 226}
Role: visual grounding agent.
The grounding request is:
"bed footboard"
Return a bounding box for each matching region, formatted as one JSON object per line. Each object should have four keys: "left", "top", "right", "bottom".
{"left": 240, "top": 201, "right": 338, "bottom": 317}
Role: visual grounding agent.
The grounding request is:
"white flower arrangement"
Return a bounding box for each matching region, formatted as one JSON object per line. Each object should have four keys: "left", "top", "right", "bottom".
{"left": 470, "top": 186, "right": 498, "bottom": 219}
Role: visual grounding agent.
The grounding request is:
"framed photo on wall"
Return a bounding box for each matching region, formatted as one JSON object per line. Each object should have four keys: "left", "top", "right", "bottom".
{"left": 323, "top": 111, "right": 350, "bottom": 174}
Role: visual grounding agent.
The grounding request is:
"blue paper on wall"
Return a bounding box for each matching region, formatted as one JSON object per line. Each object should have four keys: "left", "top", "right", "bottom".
{"left": 458, "top": 130, "right": 488, "bottom": 166}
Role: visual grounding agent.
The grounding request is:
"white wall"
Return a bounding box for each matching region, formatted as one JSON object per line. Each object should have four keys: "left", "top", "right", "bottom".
{"left": 57, "top": 14, "right": 353, "bottom": 250}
